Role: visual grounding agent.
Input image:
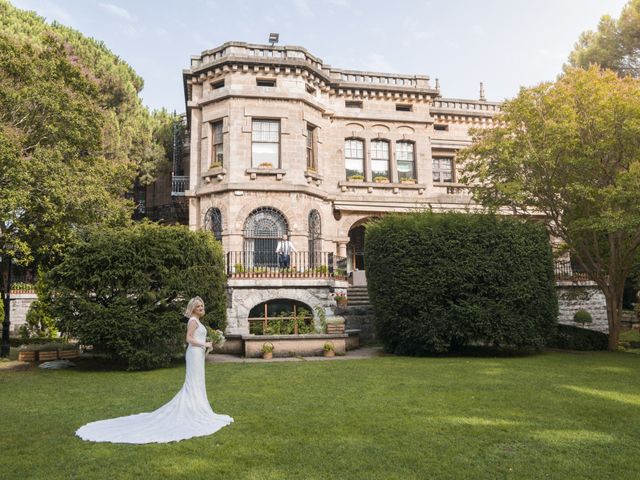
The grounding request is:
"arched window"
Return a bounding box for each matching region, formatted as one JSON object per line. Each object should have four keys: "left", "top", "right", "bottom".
{"left": 308, "top": 210, "right": 321, "bottom": 266}
{"left": 345, "top": 138, "right": 364, "bottom": 179}
{"left": 396, "top": 141, "right": 415, "bottom": 181}
{"left": 371, "top": 140, "right": 389, "bottom": 181}
{"left": 243, "top": 207, "right": 288, "bottom": 267}
{"left": 204, "top": 208, "right": 223, "bottom": 241}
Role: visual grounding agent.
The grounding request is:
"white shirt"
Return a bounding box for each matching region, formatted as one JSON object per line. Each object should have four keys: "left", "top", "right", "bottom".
{"left": 276, "top": 240, "right": 296, "bottom": 255}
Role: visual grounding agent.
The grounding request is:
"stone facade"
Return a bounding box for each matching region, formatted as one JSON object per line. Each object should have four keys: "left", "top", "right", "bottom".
{"left": 556, "top": 282, "right": 609, "bottom": 332}
{"left": 183, "top": 42, "right": 500, "bottom": 334}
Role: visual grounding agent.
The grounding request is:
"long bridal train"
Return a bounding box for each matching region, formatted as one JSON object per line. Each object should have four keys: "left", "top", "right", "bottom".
{"left": 76, "top": 318, "right": 233, "bottom": 444}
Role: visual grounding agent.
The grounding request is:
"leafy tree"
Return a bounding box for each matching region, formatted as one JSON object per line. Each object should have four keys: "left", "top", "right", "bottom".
{"left": 460, "top": 67, "right": 640, "bottom": 350}
{"left": 0, "top": 1, "right": 170, "bottom": 281}
{"left": 567, "top": 0, "right": 640, "bottom": 77}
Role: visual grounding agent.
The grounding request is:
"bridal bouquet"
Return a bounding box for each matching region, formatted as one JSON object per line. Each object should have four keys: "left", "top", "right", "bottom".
{"left": 205, "top": 326, "right": 226, "bottom": 353}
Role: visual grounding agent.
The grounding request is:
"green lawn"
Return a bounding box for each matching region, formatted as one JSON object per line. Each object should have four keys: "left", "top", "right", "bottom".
{"left": 2, "top": 351, "right": 639, "bottom": 480}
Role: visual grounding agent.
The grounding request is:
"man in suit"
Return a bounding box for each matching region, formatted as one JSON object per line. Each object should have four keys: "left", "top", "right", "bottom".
{"left": 275, "top": 234, "right": 296, "bottom": 269}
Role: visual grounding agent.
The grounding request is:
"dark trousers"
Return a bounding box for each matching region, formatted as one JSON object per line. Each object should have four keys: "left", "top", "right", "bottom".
{"left": 278, "top": 253, "right": 290, "bottom": 268}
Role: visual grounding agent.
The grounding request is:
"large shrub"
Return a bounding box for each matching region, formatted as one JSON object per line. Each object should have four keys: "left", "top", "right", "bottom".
{"left": 548, "top": 324, "right": 608, "bottom": 351}
{"left": 44, "top": 223, "right": 226, "bottom": 370}
{"left": 366, "top": 212, "right": 558, "bottom": 354}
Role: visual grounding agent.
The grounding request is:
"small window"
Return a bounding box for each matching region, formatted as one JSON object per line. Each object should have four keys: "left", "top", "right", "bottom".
{"left": 345, "top": 100, "right": 363, "bottom": 108}
{"left": 433, "top": 157, "right": 454, "bottom": 183}
{"left": 434, "top": 124, "right": 449, "bottom": 131}
{"left": 211, "top": 79, "right": 225, "bottom": 89}
{"left": 211, "top": 121, "right": 223, "bottom": 167}
{"left": 396, "top": 104, "right": 412, "bottom": 112}
{"left": 257, "top": 78, "right": 276, "bottom": 87}
{"left": 306, "top": 125, "right": 317, "bottom": 171}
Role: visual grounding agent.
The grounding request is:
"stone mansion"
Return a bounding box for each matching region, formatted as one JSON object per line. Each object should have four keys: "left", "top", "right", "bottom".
{"left": 179, "top": 41, "right": 502, "bottom": 335}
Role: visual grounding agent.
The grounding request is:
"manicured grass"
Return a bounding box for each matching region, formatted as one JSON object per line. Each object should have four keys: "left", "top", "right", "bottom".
{"left": 2, "top": 351, "right": 640, "bottom": 479}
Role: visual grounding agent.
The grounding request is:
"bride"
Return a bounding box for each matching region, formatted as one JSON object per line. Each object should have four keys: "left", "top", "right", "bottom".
{"left": 76, "top": 297, "right": 233, "bottom": 443}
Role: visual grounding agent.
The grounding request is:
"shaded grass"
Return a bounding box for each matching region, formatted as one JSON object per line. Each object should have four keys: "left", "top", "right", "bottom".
{"left": 1, "top": 351, "right": 640, "bottom": 479}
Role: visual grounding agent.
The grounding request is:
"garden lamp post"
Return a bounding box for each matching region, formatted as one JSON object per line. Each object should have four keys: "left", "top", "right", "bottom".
{"left": 1, "top": 255, "right": 13, "bottom": 357}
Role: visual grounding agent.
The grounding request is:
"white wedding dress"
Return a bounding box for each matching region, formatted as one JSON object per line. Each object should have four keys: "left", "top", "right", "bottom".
{"left": 76, "top": 317, "right": 233, "bottom": 443}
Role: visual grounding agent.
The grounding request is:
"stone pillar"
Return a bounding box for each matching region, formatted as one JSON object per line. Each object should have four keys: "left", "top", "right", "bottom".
{"left": 338, "top": 241, "right": 348, "bottom": 258}
{"left": 188, "top": 107, "right": 202, "bottom": 231}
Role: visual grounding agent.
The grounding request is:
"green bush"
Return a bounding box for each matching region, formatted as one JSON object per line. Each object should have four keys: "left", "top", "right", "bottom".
{"left": 43, "top": 223, "right": 226, "bottom": 370}
{"left": 366, "top": 212, "right": 558, "bottom": 354}
{"left": 573, "top": 309, "right": 593, "bottom": 327}
{"left": 548, "top": 324, "right": 608, "bottom": 351}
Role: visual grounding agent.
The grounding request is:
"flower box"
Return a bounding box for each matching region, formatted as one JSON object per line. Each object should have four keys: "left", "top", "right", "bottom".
{"left": 38, "top": 350, "right": 58, "bottom": 361}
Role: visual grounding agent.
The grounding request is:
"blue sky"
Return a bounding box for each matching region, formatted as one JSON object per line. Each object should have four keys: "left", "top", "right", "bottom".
{"left": 10, "top": 0, "right": 630, "bottom": 112}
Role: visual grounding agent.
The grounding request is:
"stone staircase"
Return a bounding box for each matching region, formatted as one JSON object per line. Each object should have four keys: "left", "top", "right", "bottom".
{"left": 347, "top": 286, "right": 371, "bottom": 307}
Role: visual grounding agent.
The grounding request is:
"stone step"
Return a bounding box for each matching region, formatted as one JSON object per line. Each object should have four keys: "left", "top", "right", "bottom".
{"left": 348, "top": 300, "right": 371, "bottom": 306}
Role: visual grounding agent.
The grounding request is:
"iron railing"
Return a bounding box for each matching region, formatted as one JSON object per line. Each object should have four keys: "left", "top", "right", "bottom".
{"left": 171, "top": 175, "right": 189, "bottom": 196}
{"left": 226, "top": 251, "right": 347, "bottom": 278}
{"left": 554, "top": 260, "right": 591, "bottom": 282}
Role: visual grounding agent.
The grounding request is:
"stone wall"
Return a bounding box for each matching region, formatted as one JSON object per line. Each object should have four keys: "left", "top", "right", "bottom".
{"left": 339, "top": 305, "right": 377, "bottom": 343}
{"left": 556, "top": 282, "right": 608, "bottom": 333}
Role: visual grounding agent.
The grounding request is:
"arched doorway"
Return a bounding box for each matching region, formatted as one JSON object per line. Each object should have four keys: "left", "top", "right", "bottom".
{"left": 348, "top": 225, "right": 366, "bottom": 271}
{"left": 243, "top": 207, "right": 288, "bottom": 268}
{"left": 248, "top": 298, "right": 314, "bottom": 335}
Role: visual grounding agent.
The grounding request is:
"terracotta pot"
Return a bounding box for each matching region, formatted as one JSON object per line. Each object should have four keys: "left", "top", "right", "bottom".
{"left": 323, "top": 350, "right": 335, "bottom": 357}
{"left": 18, "top": 350, "right": 37, "bottom": 362}
{"left": 262, "top": 352, "right": 273, "bottom": 360}
{"left": 38, "top": 350, "right": 58, "bottom": 361}
{"left": 336, "top": 299, "right": 348, "bottom": 308}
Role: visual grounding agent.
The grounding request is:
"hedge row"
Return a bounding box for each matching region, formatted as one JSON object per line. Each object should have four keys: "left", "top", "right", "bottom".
{"left": 366, "top": 212, "right": 559, "bottom": 354}
{"left": 43, "top": 223, "right": 226, "bottom": 370}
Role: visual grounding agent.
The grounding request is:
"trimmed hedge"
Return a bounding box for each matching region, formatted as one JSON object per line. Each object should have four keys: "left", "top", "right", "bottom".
{"left": 366, "top": 212, "right": 558, "bottom": 354}
{"left": 44, "top": 223, "right": 226, "bottom": 370}
{"left": 548, "top": 324, "right": 608, "bottom": 351}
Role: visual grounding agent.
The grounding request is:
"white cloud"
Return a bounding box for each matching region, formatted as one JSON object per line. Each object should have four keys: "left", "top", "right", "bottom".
{"left": 98, "top": 3, "right": 135, "bottom": 22}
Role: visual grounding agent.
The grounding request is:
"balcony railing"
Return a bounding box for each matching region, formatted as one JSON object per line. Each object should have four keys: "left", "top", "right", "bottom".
{"left": 226, "top": 251, "right": 347, "bottom": 279}
{"left": 554, "top": 260, "right": 591, "bottom": 282}
{"left": 171, "top": 175, "right": 189, "bottom": 196}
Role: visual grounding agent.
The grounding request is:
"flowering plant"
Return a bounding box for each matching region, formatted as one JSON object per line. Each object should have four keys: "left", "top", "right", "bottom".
{"left": 205, "top": 326, "right": 226, "bottom": 351}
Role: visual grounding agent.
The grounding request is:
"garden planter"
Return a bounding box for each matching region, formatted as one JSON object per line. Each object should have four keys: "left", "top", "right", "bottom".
{"left": 18, "top": 350, "right": 37, "bottom": 362}
{"left": 336, "top": 299, "right": 348, "bottom": 308}
{"left": 59, "top": 349, "right": 80, "bottom": 359}
{"left": 262, "top": 352, "right": 273, "bottom": 360}
{"left": 38, "top": 350, "right": 58, "bottom": 361}
{"left": 323, "top": 350, "right": 335, "bottom": 358}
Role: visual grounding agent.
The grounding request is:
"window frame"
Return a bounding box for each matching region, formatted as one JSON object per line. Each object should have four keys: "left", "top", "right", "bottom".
{"left": 432, "top": 156, "right": 455, "bottom": 183}
{"left": 344, "top": 138, "right": 365, "bottom": 179}
{"left": 370, "top": 139, "right": 390, "bottom": 181}
{"left": 396, "top": 141, "right": 415, "bottom": 181}
{"left": 211, "top": 120, "right": 224, "bottom": 168}
{"left": 251, "top": 119, "right": 281, "bottom": 168}
{"left": 306, "top": 124, "right": 317, "bottom": 171}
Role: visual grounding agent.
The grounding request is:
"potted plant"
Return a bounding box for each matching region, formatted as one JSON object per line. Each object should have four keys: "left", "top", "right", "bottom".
{"left": 261, "top": 342, "right": 274, "bottom": 359}
{"left": 258, "top": 162, "right": 274, "bottom": 169}
{"left": 374, "top": 176, "right": 389, "bottom": 183}
{"left": 335, "top": 294, "right": 348, "bottom": 308}
{"left": 400, "top": 177, "right": 416, "bottom": 184}
{"left": 18, "top": 344, "right": 37, "bottom": 362}
{"left": 347, "top": 174, "right": 364, "bottom": 182}
{"left": 209, "top": 161, "right": 222, "bottom": 169}
{"left": 323, "top": 342, "right": 335, "bottom": 357}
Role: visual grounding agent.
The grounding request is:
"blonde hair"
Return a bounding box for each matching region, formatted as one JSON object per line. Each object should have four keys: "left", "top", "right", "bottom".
{"left": 184, "top": 296, "right": 204, "bottom": 318}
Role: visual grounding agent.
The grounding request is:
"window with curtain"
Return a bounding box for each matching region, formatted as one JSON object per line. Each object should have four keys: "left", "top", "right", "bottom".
{"left": 371, "top": 140, "right": 389, "bottom": 180}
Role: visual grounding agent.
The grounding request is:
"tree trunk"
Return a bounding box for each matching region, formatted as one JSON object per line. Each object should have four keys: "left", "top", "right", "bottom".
{"left": 603, "top": 288, "right": 622, "bottom": 351}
